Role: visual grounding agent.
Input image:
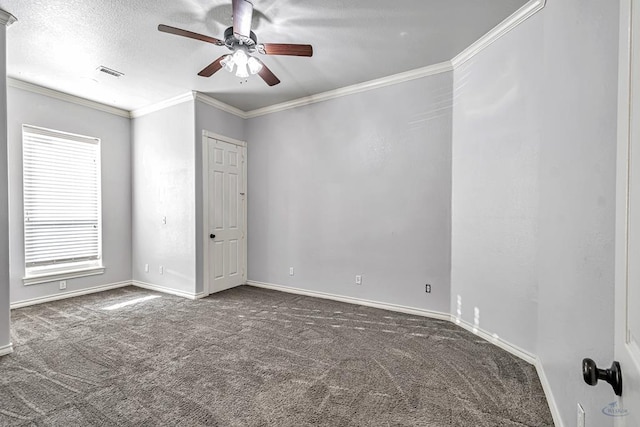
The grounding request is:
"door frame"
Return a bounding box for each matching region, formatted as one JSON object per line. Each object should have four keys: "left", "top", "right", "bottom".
{"left": 616, "top": 0, "right": 640, "bottom": 421}
{"left": 202, "top": 130, "right": 247, "bottom": 296}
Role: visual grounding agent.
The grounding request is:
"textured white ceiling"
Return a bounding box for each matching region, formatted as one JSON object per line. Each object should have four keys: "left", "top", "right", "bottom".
{"left": 0, "top": 0, "right": 528, "bottom": 112}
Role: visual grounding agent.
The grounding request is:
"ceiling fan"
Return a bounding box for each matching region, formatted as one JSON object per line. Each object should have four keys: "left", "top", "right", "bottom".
{"left": 158, "top": 0, "right": 313, "bottom": 86}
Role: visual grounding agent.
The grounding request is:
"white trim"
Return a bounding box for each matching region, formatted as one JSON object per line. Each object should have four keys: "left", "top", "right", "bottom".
{"left": 22, "top": 123, "right": 100, "bottom": 143}
{"left": 7, "top": 78, "right": 131, "bottom": 118}
{"left": 0, "top": 9, "right": 16, "bottom": 26}
{"left": 195, "top": 92, "right": 247, "bottom": 118}
{"left": 247, "top": 280, "right": 562, "bottom": 420}
{"left": 240, "top": 0, "right": 545, "bottom": 118}
{"left": 451, "top": 0, "right": 546, "bottom": 68}
{"left": 535, "top": 357, "right": 565, "bottom": 427}
{"left": 10, "top": 280, "right": 131, "bottom": 309}
{"left": 132, "top": 280, "right": 205, "bottom": 300}
{"left": 246, "top": 281, "right": 538, "bottom": 365}
{"left": 23, "top": 266, "right": 105, "bottom": 286}
{"left": 615, "top": 0, "right": 640, "bottom": 417}
{"left": 129, "top": 92, "right": 195, "bottom": 118}
{"left": 0, "top": 343, "right": 13, "bottom": 357}
{"left": 241, "top": 144, "right": 248, "bottom": 288}
{"left": 247, "top": 281, "right": 451, "bottom": 322}
{"left": 202, "top": 130, "right": 246, "bottom": 147}
{"left": 452, "top": 316, "right": 536, "bottom": 364}
{"left": 3, "top": 0, "right": 546, "bottom": 122}
{"left": 244, "top": 62, "right": 453, "bottom": 119}
{"left": 7, "top": 275, "right": 562, "bottom": 423}
{"left": 202, "top": 134, "right": 210, "bottom": 296}
{"left": 202, "top": 132, "right": 248, "bottom": 296}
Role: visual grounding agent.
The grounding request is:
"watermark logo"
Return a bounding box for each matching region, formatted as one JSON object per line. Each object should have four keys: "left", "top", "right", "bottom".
{"left": 602, "top": 401, "right": 629, "bottom": 417}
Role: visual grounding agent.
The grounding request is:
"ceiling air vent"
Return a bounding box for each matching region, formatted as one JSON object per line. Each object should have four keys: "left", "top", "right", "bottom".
{"left": 97, "top": 66, "right": 124, "bottom": 78}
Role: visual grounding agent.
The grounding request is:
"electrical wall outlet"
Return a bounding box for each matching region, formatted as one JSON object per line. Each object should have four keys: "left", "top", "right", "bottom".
{"left": 577, "top": 403, "right": 585, "bottom": 427}
{"left": 159, "top": 266, "right": 164, "bottom": 275}
{"left": 355, "top": 275, "right": 362, "bottom": 285}
{"left": 59, "top": 281, "right": 66, "bottom": 290}
{"left": 145, "top": 264, "right": 149, "bottom": 273}
{"left": 289, "top": 267, "right": 294, "bottom": 276}
{"left": 425, "top": 284, "right": 432, "bottom": 293}
{"left": 162, "top": 216, "right": 167, "bottom": 225}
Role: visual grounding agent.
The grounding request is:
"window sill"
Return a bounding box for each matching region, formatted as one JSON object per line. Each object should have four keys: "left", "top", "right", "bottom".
{"left": 23, "top": 266, "right": 105, "bottom": 286}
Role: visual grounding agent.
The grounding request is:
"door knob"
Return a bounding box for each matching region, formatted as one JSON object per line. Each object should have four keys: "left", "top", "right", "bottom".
{"left": 210, "top": 234, "right": 215, "bottom": 239}
{"left": 582, "top": 358, "right": 622, "bottom": 396}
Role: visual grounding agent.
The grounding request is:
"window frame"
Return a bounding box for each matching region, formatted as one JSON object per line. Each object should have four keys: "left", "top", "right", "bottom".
{"left": 21, "top": 124, "right": 105, "bottom": 285}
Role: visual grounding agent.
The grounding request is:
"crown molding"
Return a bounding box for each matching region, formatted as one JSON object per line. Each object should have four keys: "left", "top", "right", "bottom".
{"left": 244, "top": 61, "right": 454, "bottom": 119}
{"left": 125, "top": 59, "right": 452, "bottom": 121}
{"left": 241, "top": 0, "right": 544, "bottom": 120}
{"left": 5, "top": 0, "right": 545, "bottom": 121}
{"left": 130, "top": 91, "right": 195, "bottom": 118}
{"left": 194, "top": 92, "right": 247, "bottom": 118}
{"left": 7, "top": 77, "right": 131, "bottom": 118}
{"left": 451, "top": 0, "right": 545, "bottom": 68}
{"left": 0, "top": 9, "right": 16, "bottom": 27}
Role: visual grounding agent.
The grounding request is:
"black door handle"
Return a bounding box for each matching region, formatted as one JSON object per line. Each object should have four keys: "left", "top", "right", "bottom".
{"left": 582, "top": 358, "right": 622, "bottom": 396}
{"left": 210, "top": 234, "right": 215, "bottom": 239}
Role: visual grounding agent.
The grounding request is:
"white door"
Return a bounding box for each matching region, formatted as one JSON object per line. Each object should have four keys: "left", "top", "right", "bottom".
{"left": 206, "top": 136, "right": 246, "bottom": 293}
{"left": 616, "top": 1, "right": 640, "bottom": 424}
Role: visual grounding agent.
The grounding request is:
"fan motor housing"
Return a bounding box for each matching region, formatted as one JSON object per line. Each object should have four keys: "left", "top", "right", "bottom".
{"left": 224, "top": 26, "right": 258, "bottom": 52}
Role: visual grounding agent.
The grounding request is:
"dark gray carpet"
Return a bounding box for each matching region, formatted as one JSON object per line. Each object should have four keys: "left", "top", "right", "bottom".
{"left": 1, "top": 286, "right": 553, "bottom": 426}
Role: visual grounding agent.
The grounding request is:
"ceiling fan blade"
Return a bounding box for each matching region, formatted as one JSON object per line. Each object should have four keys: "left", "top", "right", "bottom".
{"left": 233, "top": 0, "right": 253, "bottom": 38}
{"left": 158, "top": 24, "right": 224, "bottom": 46}
{"left": 198, "top": 56, "right": 227, "bottom": 77}
{"left": 256, "top": 60, "right": 280, "bottom": 86}
{"left": 259, "top": 43, "right": 313, "bottom": 57}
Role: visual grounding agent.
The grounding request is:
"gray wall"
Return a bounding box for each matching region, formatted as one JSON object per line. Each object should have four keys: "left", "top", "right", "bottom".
{"left": 451, "top": 14, "right": 542, "bottom": 355}
{"left": 0, "top": 26, "right": 10, "bottom": 351}
{"left": 246, "top": 73, "right": 453, "bottom": 314}
{"left": 451, "top": 0, "right": 619, "bottom": 424}
{"left": 194, "top": 100, "right": 245, "bottom": 293}
{"left": 131, "top": 101, "right": 196, "bottom": 294}
{"left": 132, "top": 98, "right": 245, "bottom": 295}
{"left": 7, "top": 87, "right": 132, "bottom": 304}
{"left": 0, "top": 3, "right": 623, "bottom": 422}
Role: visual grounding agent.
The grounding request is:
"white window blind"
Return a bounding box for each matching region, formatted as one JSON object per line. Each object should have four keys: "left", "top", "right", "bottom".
{"left": 22, "top": 125, "right": 102, "bottom": 273}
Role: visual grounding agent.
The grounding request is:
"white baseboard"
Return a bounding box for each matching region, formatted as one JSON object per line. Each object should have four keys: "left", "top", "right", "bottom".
{"left": 535, "top": 357, "right": 564, "bottom": 427}
{"left": 7, "top": 275, "right": 561, "bottom": 424}
{"left": 10, "top": 279, "right": 205, "bottom": 309}
{"left": 246, "top": 281, "right": 451, "bottom": 321}
{"left": 10, "top": 281, "right": 133, "bottom": 309}
{"left": 0, "top": 343, "right": 13, "bottom": 357}
{"left": 132, "top": 280, "right": 205, "bottom": 300}
{"left": 451, "top": 316, "right": 536, "bottom": 365}
{"left": 247, "top": 281, "right": 532, "bottom": 361}
{"left": 248, "top": 280, "right": 561, "bottom": 424}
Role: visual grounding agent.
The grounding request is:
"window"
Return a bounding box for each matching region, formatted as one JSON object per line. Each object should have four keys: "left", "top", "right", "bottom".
{"left": 22, "top": 125, "right": 104, "bottom": 284}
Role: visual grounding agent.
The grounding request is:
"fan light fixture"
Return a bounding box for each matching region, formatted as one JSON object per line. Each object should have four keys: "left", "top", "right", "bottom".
{"left": 220, "top": 50, "right": 263, "bottom": 78}
{"left": 158, "top": 0, "right": 313, "bottom": 86}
